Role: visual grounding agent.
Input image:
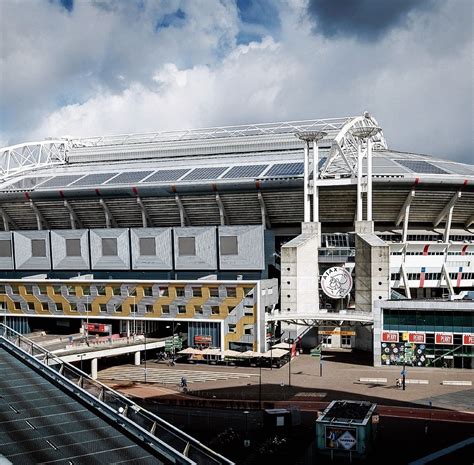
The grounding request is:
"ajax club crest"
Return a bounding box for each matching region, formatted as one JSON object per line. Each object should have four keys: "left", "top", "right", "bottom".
{"left": 321, "top": 267, "right": 353, "bottom": 299}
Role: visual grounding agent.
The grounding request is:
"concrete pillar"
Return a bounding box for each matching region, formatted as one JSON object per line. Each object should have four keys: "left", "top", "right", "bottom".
{"left": 134, "top": 351, "right": 141, "bottom": 366}
{"left": 91, "top": 358, "right": 98, "bottom": 380}
{"left": 303, "top": 140, "right": 310, "bottom": 222}
{"left": 312, "top": 139, "right": 319, "bottom": 223}
{"left": 357, "top": 142, "right": 363, "bottom": 221}
{"left": 367, "top": 139, "right": 373, "bottom": 221}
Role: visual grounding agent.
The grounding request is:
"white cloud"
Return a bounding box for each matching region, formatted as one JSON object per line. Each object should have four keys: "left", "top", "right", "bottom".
{"left": 1, "top": 0, "right": 472, "bottom": 164}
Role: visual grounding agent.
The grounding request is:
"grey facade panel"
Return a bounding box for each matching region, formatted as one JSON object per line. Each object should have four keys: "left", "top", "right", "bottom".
{"left": 90, "top": 229, "right": 130, "bottom": 270}
{"left": 130, "top": 228, "right": 173, "bottom": 270}
{"left": 0, "top": 232, "right": 14, "bottom": 270}
{"left": 173, "top": 227, "right": 217, "bottom": 270}
{"left": 13, "top": 231, "right": 51, "bottom": 270}
{"left": 218, "top": 225, "right": 265, "bottom": 270}
{"left": 51, "top": 230, "right": 90, "bottom": 270}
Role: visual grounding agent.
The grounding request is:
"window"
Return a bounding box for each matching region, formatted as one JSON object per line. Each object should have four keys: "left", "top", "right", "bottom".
{"left": 99, "top": 304, "right": 107, "bottom": 313}
{"left": 139, "top": 237, "right": 155, "bottom": 255}
{"left": 70, "top": 303, "right": 78, "bottom": 312}
{"left": 82, "top": 287, "right": 91, "bottom": 296}
{"left": 228, "top": 324, "right": 236, "bottom": 333}
{"left": 130, "top": 304, "right": 138, "bottom": 313}
{"left": 391, "top": 273, "right": 401, "bottom": 281}
{"left": 32, "top": 239, "right": 47, "bottom": 257}
{"left": 102, "top": 238, "right": 118, "bottom": 256}
{"left": 176, "top": 287, "right": 185, "bottom": 297}
{"left": 159, "top": 287, "right": 169, "bottom": 297}
{"left": 96, "top": 286, "right": 106, "bottom": 296}
{"left": 0, "top": 240, "right": 12, "bottom": 257}
{"left": 209, "top": 287, "right": 219, "bottom": 297}
{"left": 244, "top": 306, "right": 253, "bottom": 316}
{"left": 244, "top": 325, "right": 253, "bottom": 336}
{"left": 192, "top": 287, "right": 202, "bottom": 297}
{"left": 194, "top": 305, "right": 203, "bottom": 315}
{"left": 178, "top": 237, "right": 195, "bottom": 256}
{"left": 28, "top": 302, "right": 35, "bottom": 311}
{"left": 10, "top": 285, "right": 19, "bottom": 294}
{"left": 24, "top": 285, "right": 33, "bottom": 295}
{"left": 67, "top": 286, "right": 76, "bottom": 296}
{"left": 161, "top": 305, "right": 170, "bottom": 314}
{"left": 15, "top": 301, "right": 22, "bottom": 310}
{"left": 226, "top": 287, "right": 237, "bottom": 298}
{"left": 53, "top": 285, "right": 62, "bottom": 295}
{"left": 56, "top": 303, "right": 63, "bottom": 311}
{"left": 178, "top": 305, "right": 186, "bottom": 314}
{"left": 66, "top": 238, "right": 81, "bottom": 257}
{"left": 143, "top": 287, "right": 153, "bottom": 297}
{"left": 220, "top": 236, "right": 238, "bottom": 255}
{"left": 114, "top": 304, "right": 123, "bottom": 313}
{"left": 84, "top": 302, "right": 92, "bottom": 312}
{"left": 112, "top": 287, "right": 121, "bottom": 296}
{"left": 211, "top": 306, "right": 220, "bottom": 315}
{"left": 145, "top": 304, "right": 154, "bottom": 313}
{"left": 0, "top": 285, "right": 5, "bottom": 294}
{"left": 41, "top": 302, "right": 49, "bottom": 311}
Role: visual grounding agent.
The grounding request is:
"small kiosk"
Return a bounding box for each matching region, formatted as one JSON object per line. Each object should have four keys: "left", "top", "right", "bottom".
{"left": 316, "top": 400, "right": 377, "bottom": 461}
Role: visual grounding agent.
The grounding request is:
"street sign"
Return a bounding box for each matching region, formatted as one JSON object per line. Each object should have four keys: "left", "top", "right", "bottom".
{"left": 338, "top": 431, "right": 357, "bottom": 450}
{"left": 400, "top": 369, "right": 407, "bottom": 376}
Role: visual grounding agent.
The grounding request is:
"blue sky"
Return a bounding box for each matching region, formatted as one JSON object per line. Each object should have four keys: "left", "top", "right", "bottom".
{"left": 0, "top": 0, "right": 472, "bottom": 164}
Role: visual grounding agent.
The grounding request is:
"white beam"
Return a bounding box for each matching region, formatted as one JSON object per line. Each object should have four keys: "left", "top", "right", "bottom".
{"left": 434, "top": 191, "right": 461, "bottom": 227}
{"left": 175, "top": 194, "right": 190, "bottom": 227}
{"left": 136, "top": 196, "right": 153, "bottom": 228}
{"left": 356, "top": 142, "right": 363, "bottom": 221}
{"left": 99, "top": 199, "right": 118, "bottom": 228}
{"left": 303, "top": 140, "right": 310, "bottom": 222}
{"left": 465, "top": 215, "right": 474, "bottom": 229}
{"left": 29, "top": 200, "right": 50, "bottom": 230}
{"left": 396, "top": 190, "right": 415, "bottom": 226}
{"left": 367, "top": 139, "right": 373, "bottom": 221}
{"left": 0, "top": 207, "right": 18, "bottom": 231}
{"left": 215, "top": 193, "right": 229, "bottom": 226}
{"left": 257, "top": 191, "right": 271, "bottom": 229}
{"left": 400, "top": 263, "right": 411, "bottom": 299}
{"left": 441, "top": 263, "right": 454, "bottom": 296}
{"left": 64, "top": 200, "right": 83, "bottom": 229}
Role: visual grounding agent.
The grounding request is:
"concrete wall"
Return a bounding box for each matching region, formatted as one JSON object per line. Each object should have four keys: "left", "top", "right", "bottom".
{"left": 90, "top": 229, "right": 130, "bottom": 270}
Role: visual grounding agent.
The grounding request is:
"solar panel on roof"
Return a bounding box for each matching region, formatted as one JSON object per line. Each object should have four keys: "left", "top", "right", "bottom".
{"left": 37, "top": 175, "right": 84, "bottom": 188}
{"left": 70, "top": 173, "right": 118, "bottom": 186}
{"left": 183, "top": 167, "right": 228, "bottom": 181}
{"left": 141, "top": 168, "right": 190, "bottom": 183}
{"left": 222, "top": 165, "right": 267, "bottom": 179}
{"left": 264, "top": 162, "right": 304, "bottom": 177}
{"left": 394, "top": 160, "right": 448, "bottom": 175}
{"left": 3, "top": 177, "right": 52, "bottom": 190}
{"left": 104, "top": 171, "right": 153, "bottom": 185}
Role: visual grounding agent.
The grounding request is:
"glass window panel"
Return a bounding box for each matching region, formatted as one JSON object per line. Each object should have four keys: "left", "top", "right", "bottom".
{"left": 178, "top": 237, "right": 195, "bottom": 256}
{"left": 102, "top": 238, "right": 118, "bottom": 256}
{"left": 66, "top": 238, "right": 81, "bottom": 257}
{"left": 139, "top": 237, "right": 155, "bottom": 256}
{"left": 31, "top": 239, "right": 47, "bottom": 257}
{"left": 0, "top": 240, "right": 12, "bottom": 257}
{"left": 220, "top": 236, "right": 238, "bottom": 255}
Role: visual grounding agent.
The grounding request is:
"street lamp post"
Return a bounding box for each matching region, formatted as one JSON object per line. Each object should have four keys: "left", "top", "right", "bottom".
{"left": 258, "top": 360, "right": 262, "bottom": 409}
{"left": 144, "top": 332, "right": 147, "bottom": 383}
{"left": 287, "top": 338, "right": 293, "bottom": 388}
{"left": 243, "top": 410, "right": 250, "bottom": 447}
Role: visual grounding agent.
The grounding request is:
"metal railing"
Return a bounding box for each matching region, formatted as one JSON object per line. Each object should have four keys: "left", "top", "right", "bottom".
{"left": 0, "top": 324, "right": 234, "bottom": 465}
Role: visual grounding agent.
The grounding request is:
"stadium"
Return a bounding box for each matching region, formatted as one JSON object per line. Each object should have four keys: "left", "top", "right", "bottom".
{"left": 0, "top": 112, "right": 473, "bottom": 370}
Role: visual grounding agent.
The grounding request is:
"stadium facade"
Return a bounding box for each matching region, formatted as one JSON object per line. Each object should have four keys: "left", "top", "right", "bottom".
{"left": 0, "top": 113, "right": 473, "bottom": 369}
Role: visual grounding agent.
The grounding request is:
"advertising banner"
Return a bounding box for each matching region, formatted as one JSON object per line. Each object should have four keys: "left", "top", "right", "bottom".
{"left": 463, "top": 334, "right": 474, "bottom": 345}
{"left": 409, "top": 333, "right": 426, "bottom": 344}
{"left": 435, "top": 333, "right": 453, "bottom": 345}
{"left": 381, "top": 331, "right": 399, "bottom": 343}
{"left": 325, "top": 426, "right": 357, "bottom": 450}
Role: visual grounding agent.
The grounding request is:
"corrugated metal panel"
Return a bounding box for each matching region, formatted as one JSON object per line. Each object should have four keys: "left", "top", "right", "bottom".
{"left": 130, "top": 228, "right": 173, "bottom": 270}
{"left": 51, "top": 229, "right": 90, "bottom": 270}
{"left": 90, "top": 229, "right": 130, "bottom": 270}
{"left": 173, "top": 226, "right": 217, "bottom": 270}
{"left": 13, "top": 230, "right": 51, "bottom": 270}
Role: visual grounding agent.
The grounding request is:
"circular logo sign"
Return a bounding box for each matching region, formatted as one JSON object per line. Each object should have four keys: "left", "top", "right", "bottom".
{"left": 321, "top": 267, "right": 353, "bottom": 299}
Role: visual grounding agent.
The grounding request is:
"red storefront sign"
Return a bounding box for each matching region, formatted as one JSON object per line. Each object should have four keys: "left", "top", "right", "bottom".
{"left": 381, "top": 331, "right": 399, "bottom": 343}
{"left": 463, "top": 334, "right": 474, "bottom": 345}
{"left": 85, "top": 323, "right": 110, "bottom": 333}
{"left": 409, "top": 333, "right": 426, "bottom": 343}
{"left": 435, "top": 333, "right": 453, "bottom": 345}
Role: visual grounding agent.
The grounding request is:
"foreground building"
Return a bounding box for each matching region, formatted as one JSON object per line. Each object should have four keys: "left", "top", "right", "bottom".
{"left": 0, "top": 113, "right": 473, "bottom": 368}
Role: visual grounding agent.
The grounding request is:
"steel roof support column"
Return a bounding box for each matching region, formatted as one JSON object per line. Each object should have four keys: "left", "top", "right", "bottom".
{"left": 175, "top": 194, "right": 190, "bottom": 227}
{"left": 441, "top": 263, "right": 454, "bottom": 296}
{"left": 0, "top": 207, "right": 18, "bottom": 231}
{"left": 215, "top": 193, "right": 228, "bottom": 226}
{"left": 397, "top": 190, "right": 415, "bottom": 243}
{"left": 257, "top": 191, "right": 271, "bottom": 229}
{"left": 367, "top": 139, "right": 373, "bottom": 221}
{"left": 400, "top": 263, "right": 411, "bottom": 299}
{"left": 64, "top": 200, "right": 83, "bottom": 229}
{"left": 433, "top": 191, "right": 461, "bottom": 242}
{"left": 356, "top": 141, "right": 364, "bottom": 222}
{"left": 29, "top": 200, "right": 49, "bottom": 230}
{"left": 311, "top": 133, "right": 326, "bottom": 222}
{"left": 99, "top": 199, "right": 118, "bottom": 228}
{"left": 465, "top": 215, "right": 474, "bottom": 229}
{"left": 136, "top": 197, "right": 153, "bottom": 228}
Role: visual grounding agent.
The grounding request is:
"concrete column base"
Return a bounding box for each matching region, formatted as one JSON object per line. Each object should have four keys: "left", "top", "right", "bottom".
{"left": 355, "top": 221, "right": 374, "bottom": 234}
{"left": 134, "top": 351, "right": 141, "bottom": 366}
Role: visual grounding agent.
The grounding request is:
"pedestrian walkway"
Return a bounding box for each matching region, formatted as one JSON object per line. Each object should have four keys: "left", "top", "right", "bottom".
{"left": 99, "top": 365, "right": 259, "bottom": 385}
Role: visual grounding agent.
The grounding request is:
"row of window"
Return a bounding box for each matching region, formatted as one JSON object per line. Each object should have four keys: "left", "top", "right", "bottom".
{"left": 0, "top": 285, "right": 242, "bottom": 298}
{"left": 391, "top": 272, "right": 474, "bottom": 281}
{"left": 378, "top": 234, "right": 474, "bottom": 242}
{"left": 2, "top": 300, "right": 248, "bottom": 316}
{"left": 383, "top": 310, "right": 474, "bottom": 329}
{"left": 0, "top": 234, "right": 241, "bottom": 259}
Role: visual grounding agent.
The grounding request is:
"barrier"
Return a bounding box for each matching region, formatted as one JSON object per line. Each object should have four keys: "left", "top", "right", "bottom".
{"left": 405, "top": 379, "right": 429, "bottom": 385}
{"left": 442, "top": 380, "right": 472, "bottom": 386}
{"left": 359, "top": 377, "right": 387, "bottom": 384}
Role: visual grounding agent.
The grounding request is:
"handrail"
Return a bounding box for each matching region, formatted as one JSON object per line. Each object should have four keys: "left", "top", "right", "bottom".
{"left": 0, "top": 324, "right": 234, "bottom": 465}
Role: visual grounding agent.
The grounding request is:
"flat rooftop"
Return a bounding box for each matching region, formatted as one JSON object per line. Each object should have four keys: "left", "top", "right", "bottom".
{"left": 317, "top": 400, "right": 376, "bottom": 426}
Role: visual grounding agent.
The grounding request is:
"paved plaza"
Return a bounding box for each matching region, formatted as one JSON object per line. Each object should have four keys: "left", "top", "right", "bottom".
{"left": 99, "top": 350, "right": 474, "bottom": 413}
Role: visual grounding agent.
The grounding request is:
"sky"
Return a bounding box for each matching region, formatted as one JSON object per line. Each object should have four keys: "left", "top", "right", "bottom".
{"left": 0, "top": 0, "right": 472, "bottom": 164}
